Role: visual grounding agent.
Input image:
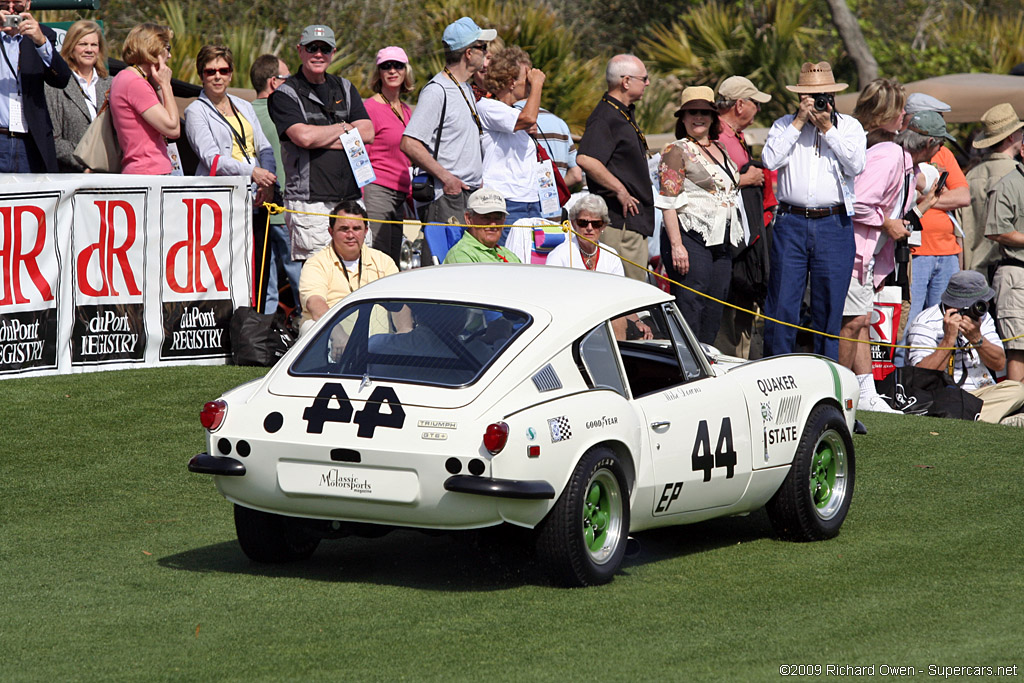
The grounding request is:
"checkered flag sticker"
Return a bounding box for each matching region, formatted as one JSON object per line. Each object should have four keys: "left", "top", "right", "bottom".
{"left": 548, "top": 416, "right": 572, "bottom": 443}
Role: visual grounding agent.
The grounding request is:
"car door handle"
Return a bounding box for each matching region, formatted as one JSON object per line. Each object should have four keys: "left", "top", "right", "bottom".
{"left": 650, "top": 421, "right": 670, "bottom": 431}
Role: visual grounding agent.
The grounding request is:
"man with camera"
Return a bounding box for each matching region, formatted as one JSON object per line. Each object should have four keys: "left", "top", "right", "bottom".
{"left": 907, "top": 270, "right": 1024, "bottom": 425}
{"left": 761, "top": 62, "right": 866, "bottom": 361}
{"left": 0, "top": 0, "right": 71, "bottom": 173}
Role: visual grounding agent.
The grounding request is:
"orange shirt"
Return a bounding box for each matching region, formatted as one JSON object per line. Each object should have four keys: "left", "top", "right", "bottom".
{"left": 913, "top": 146, "right": 966, "bottom": 256}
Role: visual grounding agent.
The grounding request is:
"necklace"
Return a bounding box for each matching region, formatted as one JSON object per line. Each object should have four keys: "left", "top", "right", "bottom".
{"left": 378, "top": 92, "right": 405, "bottom": 123}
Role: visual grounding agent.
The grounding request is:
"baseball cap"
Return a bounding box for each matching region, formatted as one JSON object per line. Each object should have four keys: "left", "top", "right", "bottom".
{"left": 718, "top": 75, "right": 771, "bottom": 103}
{"left": 299, "top": 25, "right": 335, "bottom": 49}
{"left": 375, "top": 46, "right": 409, "bottom": 65}
{"left": 905, "top": 92, "right": 950, "bottom": 114}
{"left": 442, "top": 17, "right": 497, "bottom": 52}
{"left": 941, "top": 270, "right": 995, "bottom": 309}
{"left": 907, "top": 110, "right": 956, "bottom": 141}
{"left": 467, "top": 187, "right": 507, "bottom": 215}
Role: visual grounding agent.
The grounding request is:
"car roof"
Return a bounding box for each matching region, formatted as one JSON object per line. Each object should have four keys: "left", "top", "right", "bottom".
{"left": 345, "top": 262, "right": 672, "bottom": 329}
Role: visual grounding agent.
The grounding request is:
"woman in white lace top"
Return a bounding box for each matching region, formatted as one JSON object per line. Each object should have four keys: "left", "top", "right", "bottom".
{"left": 656, "top": 86, "right": 742, "bottom": 344}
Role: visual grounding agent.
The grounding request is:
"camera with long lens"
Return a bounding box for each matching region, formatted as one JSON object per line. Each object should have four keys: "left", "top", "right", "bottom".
{"left": 813, "top": 93, "right": 834, "bottom": 112}
{"left": 958, "top": 300, "right": 989, "bottom": 321}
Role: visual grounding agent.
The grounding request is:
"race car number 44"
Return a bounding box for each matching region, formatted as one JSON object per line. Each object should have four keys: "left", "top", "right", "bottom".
{"left": 277, "top": 462, "right": 419, "bottom": 503}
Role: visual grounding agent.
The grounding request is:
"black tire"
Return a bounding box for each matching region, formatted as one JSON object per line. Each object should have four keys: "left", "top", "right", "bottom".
{"left": 766, "top": 403, "right": 855, "bottom": 541}
{"left": 537, "top": 447, "right": 630, "bottom": 587}
{"left": 233, "top": 504, "right": 320, "bottom": 563}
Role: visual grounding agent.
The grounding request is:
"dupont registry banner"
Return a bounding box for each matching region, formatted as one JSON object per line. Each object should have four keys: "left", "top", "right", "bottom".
{"left": 0, "top": 175, "right": 252, "bottom": 380}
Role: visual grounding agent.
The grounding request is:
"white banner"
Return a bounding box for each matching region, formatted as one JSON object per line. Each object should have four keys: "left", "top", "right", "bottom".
{"left": 0, "top": 174, "right": 252, "bottom": 379}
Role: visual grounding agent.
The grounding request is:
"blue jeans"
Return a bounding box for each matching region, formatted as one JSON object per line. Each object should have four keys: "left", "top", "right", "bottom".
{"left": 500, "top": 200, "right": 543, "bottom": 246}
{"left": 763, "top": 211, "right": 854, "bottom": 361}
{"left": 266, "top": 222, "right": 304, "bottom": 315}
{"left": 894, "top": 253, "right": 960, "bottom": 366}
{"left": 0, "top": 134, "right": 32, "bottom": 173}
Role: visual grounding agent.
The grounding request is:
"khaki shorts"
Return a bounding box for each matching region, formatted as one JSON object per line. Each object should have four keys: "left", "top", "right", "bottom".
{"left": 843, "top": 260, "right": 875, "bottom": 317}
{"left": 994, "top": 265, "right": 1024, "bottom": 350}
{"left": 285, "top": 200, "right": 334, "bottom": 261}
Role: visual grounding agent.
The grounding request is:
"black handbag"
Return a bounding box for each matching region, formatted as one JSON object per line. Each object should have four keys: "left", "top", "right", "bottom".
{"left": 881, "top": 365, "right": 984, "bottom": 420}
{"left": 411, "top": 83, "right": 446, "bottom": 203}
{"left": 229, "top": 307, "right": 295, "bottom": 366}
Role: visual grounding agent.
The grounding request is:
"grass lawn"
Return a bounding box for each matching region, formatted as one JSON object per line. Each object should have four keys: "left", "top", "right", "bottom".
{"left": 1, "top": 366, "right": 1021, "bottom": 681}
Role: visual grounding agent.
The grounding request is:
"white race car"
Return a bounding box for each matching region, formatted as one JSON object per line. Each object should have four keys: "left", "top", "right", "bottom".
{"left": 189, "top": 264, "right": 859, "bottom": 586}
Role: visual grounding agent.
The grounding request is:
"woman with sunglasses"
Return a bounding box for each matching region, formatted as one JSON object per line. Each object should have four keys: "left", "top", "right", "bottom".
{"left": 546, "top": 194, "right": 623, "bottom": 273}
{"left": 184, "top": 45, "right": 276, "bottom": 192}
{"left": 108, "top": 23, "right": 179, "bottom": 174}
{"left": 44, "top": 20, "right": 112, "bottom": 172}
{"left": 362, "top": 46, "right": 415, "bottom": 264}
{"left": 656, "top": 86, "right": 742, "bottom": 344}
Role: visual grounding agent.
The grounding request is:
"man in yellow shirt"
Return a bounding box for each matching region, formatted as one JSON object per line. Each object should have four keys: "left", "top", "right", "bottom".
{"left": 299, "top": 200, "right": 399, "bottom": 331}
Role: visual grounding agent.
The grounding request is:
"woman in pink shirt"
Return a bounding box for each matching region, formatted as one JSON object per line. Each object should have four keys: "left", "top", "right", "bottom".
{"left": 109, "top": 23, "right": 179, "bottom": 175}
{"left": 362, "top": 46, "right": 415, "bottom": 264}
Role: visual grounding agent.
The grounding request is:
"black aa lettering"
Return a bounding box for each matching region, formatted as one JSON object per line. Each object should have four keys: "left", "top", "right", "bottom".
{"left": 715, "top": 417, "right": 737, "bottom": 479}
{"left": 352, "top": 386, "right": 406, "bottom": 438}
{"left": 303, "top": 383, "right": 353, "bottom": 434}
{"left": 691, "top": 419, "right": 713, "bottom": 482}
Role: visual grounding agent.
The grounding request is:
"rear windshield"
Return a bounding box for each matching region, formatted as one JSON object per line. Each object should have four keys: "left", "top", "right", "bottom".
{"left": 290, "top": 300, "right": 532, "bottom": 387}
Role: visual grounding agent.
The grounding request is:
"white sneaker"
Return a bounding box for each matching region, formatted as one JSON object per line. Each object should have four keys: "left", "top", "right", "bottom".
{"left": 999, "top": 413, "right": 1024, "bottom": 428}
{"left": 861, "top": 395, "right": 901, "bottom": 414}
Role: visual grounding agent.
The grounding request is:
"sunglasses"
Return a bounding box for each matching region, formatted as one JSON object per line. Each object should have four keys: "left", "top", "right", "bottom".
{"left": 576, "top": 219, "right": 605, "bottom": 229}
{"left": 303, "top": 43, "right": 333, "bottom": 55}
{"left": 469, "top": 42, "right": 488, "bottom": 52}
{"left": 627, "top": 74, "right": 650, "bottom": 84}
{"left": 379, "top": 61, "right": 407, "bottom": 71}
{"left": 202, "top": 67, "right": 232, "bottom": 77}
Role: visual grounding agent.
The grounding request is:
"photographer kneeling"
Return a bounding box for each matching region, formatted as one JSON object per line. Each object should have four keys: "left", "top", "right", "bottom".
{"left": 907, "top": 270, "right": 1024, "bottom": 426}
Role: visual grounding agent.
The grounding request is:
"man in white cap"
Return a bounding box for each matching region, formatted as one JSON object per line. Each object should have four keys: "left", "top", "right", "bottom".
{"left": 761, "top": 61, "right": 866, "bottom": 361}
{"left": 269, "top": 25, "right": 374, "bottom": 262}
{"left": 984, "top": 131, "right": 1024, "bottom": 382}
{"left": 962, "top": 103, "right": 1024, "bottom": 278}
{"left": 714, "top": 75, "right": 772, "bottom": 359}
{"left": 402, "top": 17, "right": 496, "bottom": 227}
{"left": 443, "top": 188, "right": 521, "bottom": 263}
{"left": 895, "top": 92, "right": 971, "bottom": 367}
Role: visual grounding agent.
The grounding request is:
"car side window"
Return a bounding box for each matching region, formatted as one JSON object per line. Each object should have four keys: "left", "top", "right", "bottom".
{"left": 576, "top": 323, "right": 628, "bottom": 397}
{"left": 663, "top": 304, "right": 707, "bottom": 382}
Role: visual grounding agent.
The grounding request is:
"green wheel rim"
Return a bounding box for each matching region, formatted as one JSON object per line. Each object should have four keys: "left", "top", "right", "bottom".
{"left": 809, "top": 428, "right": 848, "bottom": 520}
{"left": 582, "top": 468, "right": 623, "bottom": 565}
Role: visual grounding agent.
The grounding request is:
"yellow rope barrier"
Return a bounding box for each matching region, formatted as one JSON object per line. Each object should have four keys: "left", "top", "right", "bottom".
{"left": 263, "top": 202, "right": 1023, "bottom": 352}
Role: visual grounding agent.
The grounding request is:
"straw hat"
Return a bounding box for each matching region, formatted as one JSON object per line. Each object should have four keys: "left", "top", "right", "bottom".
{"left": 786, "top": 62, "right": 848, "bottom": 94}
{"left": 973, "top": 103, "right": 1024, "bottom": 149}
{"left": 674, "top": 85, "right": 716, "bottom": 115}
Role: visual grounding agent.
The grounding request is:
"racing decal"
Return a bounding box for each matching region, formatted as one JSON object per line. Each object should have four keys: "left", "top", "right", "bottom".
{"left": 319, "top": 471, "right": 372, "bottom": 494}
{"left": 775, "top": 395, "right": 801, "bottom": 424}
{"left": 421, "top": 432, "right": 448, "bottom": 440}
{"left": 526, "top": 427, "right": 537, "bottom": 441}
{"left": 417, "top": 420, "right": 457, "bottom": 430}
{"left": 303, "top": 383, "right": 407, "bottom": 438}
{"left": 760, "top": 401, "right": 773, "bottom": 424}
{"left": 585, "top": 415, "right": 618, "bottom": 429}
{"left": 691, "top": 418, "right": 737, "bottom": 482}
{"left": 756, "top": 375, "right": 797, "bottom": 396}
{"left": 664, "top": 385, "right": 701, "bottom": 401}
{"left": 548, "top": 416, "right": 572, "bottom": 443}
{"left": 766, "top": 425, "right": 799, "bottom": 445}
{"left": 655, "top": 481, "right": 683, "bottom": 513}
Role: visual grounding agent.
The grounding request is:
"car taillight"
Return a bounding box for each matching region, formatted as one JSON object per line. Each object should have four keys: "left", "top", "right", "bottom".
{"left": 200, "top": 400, "right": 227, "bottom": 431}
{"left": 483, "top": 421, "right": 509, "bottom": 455}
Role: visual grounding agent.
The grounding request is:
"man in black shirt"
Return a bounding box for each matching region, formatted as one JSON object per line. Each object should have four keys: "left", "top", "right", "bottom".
{"left": 269, "top": 25, "right": 373, "bottom": 260}
{"left": 577, "top": 54, "right": 654, "bottom": 281}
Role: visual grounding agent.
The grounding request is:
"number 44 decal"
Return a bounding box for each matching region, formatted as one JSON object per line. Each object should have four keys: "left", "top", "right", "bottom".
{"left": 691, "top": 417, "right": 737, "bottom": 481}
{"left": 303, "top": 382, "right": 406, "bottom": 438}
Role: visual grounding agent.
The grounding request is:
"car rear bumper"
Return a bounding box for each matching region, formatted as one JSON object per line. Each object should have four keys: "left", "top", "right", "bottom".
{"left": 444, "top": 475, "right": 555, "bottom": 499}
{"left": 189, "top": 452, "right": 246, "bottom": 476}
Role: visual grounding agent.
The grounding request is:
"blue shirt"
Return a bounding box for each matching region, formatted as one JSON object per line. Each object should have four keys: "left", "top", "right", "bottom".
{"left": 0, "top": 32, "right": 53, "bottom": 128}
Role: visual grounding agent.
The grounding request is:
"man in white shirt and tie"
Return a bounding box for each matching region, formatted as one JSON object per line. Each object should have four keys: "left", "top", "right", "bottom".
{"left": 761, "top": 61, "right": 866, "bottom": 361}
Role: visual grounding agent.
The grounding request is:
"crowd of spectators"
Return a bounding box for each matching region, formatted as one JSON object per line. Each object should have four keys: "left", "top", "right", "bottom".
{"left": 7, "top": 7, "right": 1024, "bottom": 425}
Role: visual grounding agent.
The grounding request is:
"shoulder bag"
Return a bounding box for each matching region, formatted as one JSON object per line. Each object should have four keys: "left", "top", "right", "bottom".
{"left": 73, "top": 95, "right": 121, "bottom": 173}
{"left": 411, "top": 83, "right": 446, "bottom": 202}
